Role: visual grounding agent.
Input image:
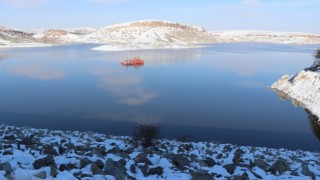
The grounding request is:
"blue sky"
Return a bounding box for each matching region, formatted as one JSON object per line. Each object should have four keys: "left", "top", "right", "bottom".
{"left": 1, "top": 0, "right": 320, "bottom": 33}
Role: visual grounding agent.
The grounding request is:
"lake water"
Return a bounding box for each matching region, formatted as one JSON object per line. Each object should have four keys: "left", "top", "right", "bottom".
{"left": 0, "top": 43, "right": 319, "bottom": 151}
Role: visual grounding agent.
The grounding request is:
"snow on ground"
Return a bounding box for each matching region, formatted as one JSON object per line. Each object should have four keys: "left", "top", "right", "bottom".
{"left": 0, "top": 124, "right": 319, "bottom": 179}
{"left": 271, "top": 71, "right": 320, "bottom": 120}
{"left": 92, "top": 43, "right": 201, "bottom": 51}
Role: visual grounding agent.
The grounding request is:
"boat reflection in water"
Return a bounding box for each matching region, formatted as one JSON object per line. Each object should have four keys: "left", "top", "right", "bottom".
{"left": 121, "top": 57, "right": 144, "bottom": 68}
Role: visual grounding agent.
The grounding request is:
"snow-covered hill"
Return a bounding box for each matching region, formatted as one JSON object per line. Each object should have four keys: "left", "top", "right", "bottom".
{"left": 1, "top": 20, "right": 320, "bottom": 50}
{"left": 271, "top": 71, "right": 320, "bottom": 120}
{"left": 212, "top": 30, "right": 320, "bottom": 44}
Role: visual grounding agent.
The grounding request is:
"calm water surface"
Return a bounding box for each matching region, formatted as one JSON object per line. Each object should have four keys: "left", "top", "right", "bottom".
{"left": 0, "top": 43, "right": 319, "bottom": 151}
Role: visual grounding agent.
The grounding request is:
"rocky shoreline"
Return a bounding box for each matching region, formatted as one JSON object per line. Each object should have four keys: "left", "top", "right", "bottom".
{"left": 0, "top": 124, "right": 319, "bottom": 179}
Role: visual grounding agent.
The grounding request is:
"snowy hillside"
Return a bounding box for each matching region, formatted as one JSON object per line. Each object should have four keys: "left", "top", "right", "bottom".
{"left": 1, "top": 20, "right": 320, "bottom": 50}
{"left": 212, "top": 30, "right": 320, "bottom": 44}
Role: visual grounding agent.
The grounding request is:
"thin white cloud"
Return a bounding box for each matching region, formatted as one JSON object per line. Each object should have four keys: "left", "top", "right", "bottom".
{"left": 89, "top": 0, "right": 129, "bottom": 3}
{"left": 92, "top": 68, "right": 157, "bottom": 106}
{"left": 241, "top": 0, "right": 260, "bottom": 6}
{"left": 4, "top": 0, "right": 53, "bottom": 7}
{"left": 10, "top": 65, "right": 65, "bottom": 80}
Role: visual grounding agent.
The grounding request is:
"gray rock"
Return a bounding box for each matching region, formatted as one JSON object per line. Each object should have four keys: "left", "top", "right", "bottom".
{"left": 4, "top": 135, "right": 15, "bottom": 141}
{"left": 34, "top": 171, "right": 46, "bottom": 179}
{"left": 232, "top": 174, "right": 249, "bottom": 180}
{"left": 59, "top": 164, "right": 69, "bottom": 171}
{"left": 58, "top": 146, "right": 67, "bottom": 155}
{"left": 33, "top": 155, "right": 55, "bottom": 169}
{"left": 104, "top": 158, "right": 127, "bottom": 180}
{"left": 81, "top": 174, "right": 93, "bottom": 178}
{"left": 216, "top": 154, "right": 223, "bottom": 159}
{"left": 130, "top": 164, "right": 136, "bottom": 174}
{"left": 233, "top": 148, "right": 244, "bottom": 164}
{"left": 91, "top": 163, "right": 103, "bottom": 175}
{"left": 3, "top": 150, "right": 13, "bottom": 155}
{"left": 301, "top": 165, "right": 314, "bottom": 177}
{"left": 138, "top": 165, "right": 148, "bottom": 177}
{"left": 95, "top": 159, "right": 105, "bottom": 169}
{"left": 172, "top": 154, "right": 189, "bottom": 170}
{"left": 60, "top": 139, "right": 67, "bottom": 144}
{"left": 291, "top": 171, "right": 299, "bottom": 176}
{"left": 76, "top": 145, "right": 91, "bottom": 152}
{"left": 148, "top": 166, "right": 163, "bottom": 176}
{"left": 66, "top": 163, "right": 77, "bottom": 170}
{"left": 254, "top": 159, "right": 270, "bottom": 172}
{"left": 134, "top": 153, "right": 152, "bottom": 165}
{"left": 270, "top": 158, "right": 290, "bottom": 175}
{"left": 95, "top": 147, "right": 107, "bottom": 156}
{"left": 0, "top": 162, "right": 12, "bottom": 175}
{"left": 198, "top": 160, "right": 208, "bottom": 167}
{"left": 50, "top": 165, "right": 58, "bottom": 177}
{"left": 204, "top": 157, "right": 215, "bottom": 167}
{"left": 89, "top": 149, "right": 104, "bottom": 158}
{"left": 223, "top": 164, "right": 237, "bottom": 174}
{"left": 80, "top": 157, "right": 91, "bottom": 168}
{"left": 42, "top": 144, "right": 58, "bottom": 156}
{"left": 191, "top": 170, "right": 213, "bottom": 180}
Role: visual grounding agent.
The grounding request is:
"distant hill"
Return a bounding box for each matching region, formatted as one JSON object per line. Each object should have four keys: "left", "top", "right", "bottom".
{"left": 1, "top": 20, "right": 320, "bottom": 50}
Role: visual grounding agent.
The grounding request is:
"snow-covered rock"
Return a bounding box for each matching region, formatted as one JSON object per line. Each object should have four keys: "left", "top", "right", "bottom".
{"left": 271, "top": 71, "right": 320, "bottom": 120}
{"left": 1, "top": 20, "right": 320, "bottom": 50}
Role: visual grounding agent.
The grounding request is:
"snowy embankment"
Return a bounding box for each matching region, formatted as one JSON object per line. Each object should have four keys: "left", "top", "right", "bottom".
{"left": 0, "top": 125, "right": 319, "bottom": 179}
{"left": 271, "top": 71, "right": 320, "bottom": 121}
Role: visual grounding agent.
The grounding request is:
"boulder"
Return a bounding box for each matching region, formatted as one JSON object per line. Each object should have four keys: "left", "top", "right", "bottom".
{"left": 95, "top": 159, "right": 105, "bottom": 169}
{"left": 33, "top": 155, "right": 55, "bottom": 169}
{"left": 42, "top": 144, "right": 58, "bottom": 156}
{"left": 34, "top": 171, "right": 46, "bottom": 179}
{"left": 301, "top": 165, "right": 314, "bottom": 177}
{"left": 104, "top": 158, "right": 127, "bottom": 179}
{"left": 191, "top": 170, "right": 213, "bottom": 180}
{"left": 50, "top": 165, "right": 58, "bottom": 177}
{"left": 254, "top": 159, "right": 270, "bottom": 172}
{"left": 233, "top": 148, "right": 244, "bottom": 164}
{"left": 134, "top": 153, "right": 152, "bottom": 165}
{"left": 91, "top": 163, "right": 103, "bottom": 175}
{"left": 204, "top": 157, "right": 215, "bottom": 167}
{"left": 270, "top": 159, "right": 290, "bottom": 175}
{"left": 223, "top": 164, "right": 237, "bottom": 174}
{"left": 138, "top": 165, "right": 148, "bottom": 177}
{"left": 80, "top": 157, "right": 91, "bottom": 168}
{"left": 0, "top": 162, "right": 12, "bottom": 175}
{"left": 171, "top": 154, "right": 189, "bottom": 170}
{"left": 148, "top": 166, "right": 163, "bottom": 176}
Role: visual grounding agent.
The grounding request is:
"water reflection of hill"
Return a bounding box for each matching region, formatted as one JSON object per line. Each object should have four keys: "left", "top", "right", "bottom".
{"left": 305, "top": 109, "right": 320, "bottom": 141}
{"left": 96, "top": 49, "right": 202, "bottom": 66}
{"left": 273, "top": 90, "right": 320, "bottom": 143}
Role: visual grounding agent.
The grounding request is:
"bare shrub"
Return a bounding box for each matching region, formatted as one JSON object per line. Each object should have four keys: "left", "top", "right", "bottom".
{"left": 305, "top": 48, "right": 320, "bottom": 72}
{"left": 132, "top": 123, "right": 160, "bottom": 148}
{"left": 178, "top": 135, "right": 192, "bottom": 142}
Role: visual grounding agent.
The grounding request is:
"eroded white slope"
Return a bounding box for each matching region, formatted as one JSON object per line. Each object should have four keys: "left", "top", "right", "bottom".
{"left": 271, "top": 71, "right": 320, "bottom": 119}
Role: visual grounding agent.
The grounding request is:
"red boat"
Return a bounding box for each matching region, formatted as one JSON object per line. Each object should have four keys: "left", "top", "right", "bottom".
{"left": 121, "top": 57, "right": 144, "bottom": 66}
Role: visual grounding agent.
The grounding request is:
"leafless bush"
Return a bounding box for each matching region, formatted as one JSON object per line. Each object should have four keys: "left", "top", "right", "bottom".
{"left": 132, "top": 123, "right": 160, "bottom": 148}
{"left": 305, "top": 48, "right": 320, "bottom": 72}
